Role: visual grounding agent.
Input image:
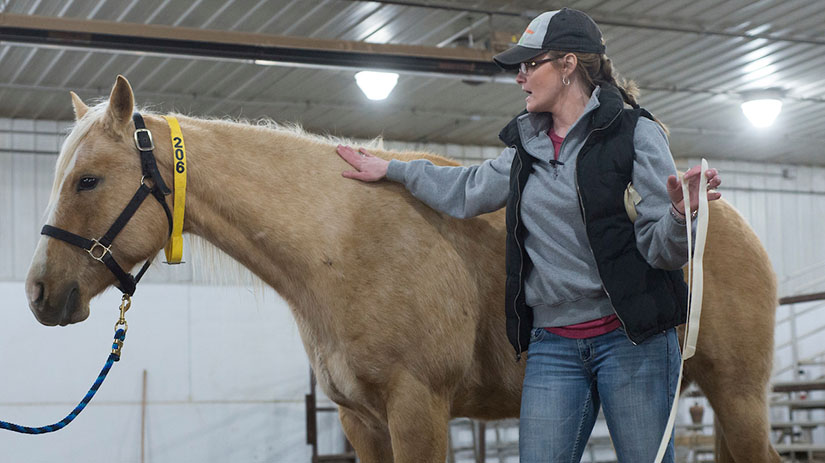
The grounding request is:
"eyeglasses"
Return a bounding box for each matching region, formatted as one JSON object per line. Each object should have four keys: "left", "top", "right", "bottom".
{"left": 519, "top": 58, "right": 557, "bottom": 75}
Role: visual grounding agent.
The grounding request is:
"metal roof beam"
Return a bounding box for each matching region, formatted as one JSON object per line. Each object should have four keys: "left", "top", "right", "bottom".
{"left": 0, "top": 12, "right": 503, "bottom": 77}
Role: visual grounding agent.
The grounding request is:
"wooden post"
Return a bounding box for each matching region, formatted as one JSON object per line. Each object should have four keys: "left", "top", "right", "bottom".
{"left": 141, "top": 369, "right": 147, "bottom": 463}
{"left": 476, "top": 421, "right": 486, "bottom": 463}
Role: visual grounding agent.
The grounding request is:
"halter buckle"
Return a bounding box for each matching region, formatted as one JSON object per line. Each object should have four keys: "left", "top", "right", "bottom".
{"left": 88, "top": 239, "right": 112, "bottom": 262}
{"left": 134, "top": 128, "right": 155, "bottom": 152}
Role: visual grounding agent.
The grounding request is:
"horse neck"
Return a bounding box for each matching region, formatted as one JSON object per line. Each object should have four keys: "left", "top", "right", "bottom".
{"left": 144, "top": 114, "right": 344, "bottom": 301}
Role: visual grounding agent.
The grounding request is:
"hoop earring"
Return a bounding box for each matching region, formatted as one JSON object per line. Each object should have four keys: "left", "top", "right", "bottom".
{"left": 562, "top": 75, "right": 571, "bottom": 86}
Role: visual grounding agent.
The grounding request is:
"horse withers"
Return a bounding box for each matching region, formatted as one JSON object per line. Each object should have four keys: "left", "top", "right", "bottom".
{"left": 25, "top": 76, "right": 780, "bottom": 463}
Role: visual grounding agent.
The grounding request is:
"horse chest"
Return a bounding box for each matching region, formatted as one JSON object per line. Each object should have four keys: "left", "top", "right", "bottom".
{"left": 295, "top": 319, "right": 380, "bottom": 418}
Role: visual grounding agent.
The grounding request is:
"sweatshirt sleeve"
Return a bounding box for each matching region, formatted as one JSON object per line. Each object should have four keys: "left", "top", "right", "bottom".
{"left": 385, "top": 147, "right": 514, "bottom": 219}
{"left": 631, "top": 118, "right": 694, "bottom": 270}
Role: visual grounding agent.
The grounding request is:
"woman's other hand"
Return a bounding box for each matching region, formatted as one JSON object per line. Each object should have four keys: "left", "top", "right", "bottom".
{"left": 337, "top": 145, "right": 390, "bottom": 182}
{"left": 667, "top": 166, "right": 722, "bottom": 216}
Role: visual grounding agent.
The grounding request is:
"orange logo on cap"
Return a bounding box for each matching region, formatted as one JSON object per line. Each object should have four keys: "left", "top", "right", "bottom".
{"left": 524, "top": 28, "right": 534, "bottom": 34}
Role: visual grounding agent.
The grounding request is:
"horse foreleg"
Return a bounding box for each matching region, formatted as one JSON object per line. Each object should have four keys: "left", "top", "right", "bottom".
{"left": 338, "top": 406, "right": 394, "bottom": 463}
{"left": 386, "top": 370, "right": 451, "bottom": 463}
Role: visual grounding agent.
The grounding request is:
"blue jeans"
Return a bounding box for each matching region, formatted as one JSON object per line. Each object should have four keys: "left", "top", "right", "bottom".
{"left": 519, "top": 326, "right": 680, "bottom": 463}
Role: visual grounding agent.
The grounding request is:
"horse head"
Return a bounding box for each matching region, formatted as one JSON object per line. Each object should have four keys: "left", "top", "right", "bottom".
{"left": 25, "top": 76, "right": 170, "bottom": 326}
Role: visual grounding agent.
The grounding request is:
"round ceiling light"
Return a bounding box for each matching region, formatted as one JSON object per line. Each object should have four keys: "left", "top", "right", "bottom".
{"left": 740, "top": 89, "right": 784, "bottom": 128}
{"left": 741, "top": 98, "right": 783, "bottom": 128}
{"left": 355, "top": 71, "right": 399, "bottom": 101}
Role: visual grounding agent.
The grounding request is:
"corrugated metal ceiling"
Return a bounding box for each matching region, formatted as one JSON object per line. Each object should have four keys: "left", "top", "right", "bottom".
{"left": 1, "top": 0, "right": 824, "bottom": 165}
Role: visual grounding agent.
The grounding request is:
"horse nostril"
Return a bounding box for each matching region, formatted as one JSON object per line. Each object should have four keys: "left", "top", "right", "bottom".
{"left": 35, "top": 282, "right": 44, "bottom": 304}
{"left": 27, "top": 281, "right": 45, "bottom": 306}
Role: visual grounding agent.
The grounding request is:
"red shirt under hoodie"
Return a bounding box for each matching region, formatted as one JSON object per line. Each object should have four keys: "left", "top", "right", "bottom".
{"left": 543, "top": 127, "right": 621, "bottom": 339}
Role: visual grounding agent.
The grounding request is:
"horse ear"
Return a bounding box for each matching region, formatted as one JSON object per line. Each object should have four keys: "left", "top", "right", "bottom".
{"left": 70, "top": 92, "right": 88, "bottom": 120}
{"left": 105, "top": 75, "right": 134, "bottom": 127}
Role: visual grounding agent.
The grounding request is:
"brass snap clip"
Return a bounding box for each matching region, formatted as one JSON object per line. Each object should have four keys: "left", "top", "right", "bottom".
{"left": 115, "top": 294, "right": 130, "bottom": 333}
{"left": 112, "top": 294, "right": 131, "bottom": 357}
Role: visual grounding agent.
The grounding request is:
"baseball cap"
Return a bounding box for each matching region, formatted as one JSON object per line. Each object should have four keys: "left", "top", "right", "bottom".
{"left": 493, "top": 8, "right": 606, "bottom": 71}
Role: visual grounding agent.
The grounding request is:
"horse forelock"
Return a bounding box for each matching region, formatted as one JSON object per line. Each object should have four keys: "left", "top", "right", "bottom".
{"left": 46, "top": 103, "right": 103, "bottom": 223}
{"left": 46, "top": 101, "right": 157, "bottom": 221}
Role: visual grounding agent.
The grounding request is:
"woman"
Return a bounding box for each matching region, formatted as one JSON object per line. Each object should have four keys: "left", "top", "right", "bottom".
{"left": 337, "top": 8, "right": 721, "bottom": 463}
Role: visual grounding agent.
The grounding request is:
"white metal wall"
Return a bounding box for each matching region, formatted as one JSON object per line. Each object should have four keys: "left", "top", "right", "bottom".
{"left": 0, "top": 281, "right": 348, "bottom": 462}
{"left": 676, "top": 157, "right": 825, "bottom": 299}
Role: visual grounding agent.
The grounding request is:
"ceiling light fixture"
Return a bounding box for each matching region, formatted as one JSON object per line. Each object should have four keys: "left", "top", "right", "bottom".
{"left": 355, "top": 71, "right": 399, "bottom": 101}
{"left": 740, "top": 89, "right": 783, "bottom": 128}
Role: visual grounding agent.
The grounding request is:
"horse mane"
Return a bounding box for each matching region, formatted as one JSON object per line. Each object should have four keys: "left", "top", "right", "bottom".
{"left": 167, "top": 113, "right": 462, "bottom": 167}
{"left": 59, "top": 100, "right": 462, "bottom": 287}
{"left": 178, "top": 115, "right": 461, "bottom": 286}
{"left": 64, "top": 99, "right": 460, "bottom": 173}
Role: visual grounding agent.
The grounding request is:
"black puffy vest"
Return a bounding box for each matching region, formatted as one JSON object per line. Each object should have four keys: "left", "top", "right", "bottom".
{"left": 498, "top": 86, "right": 688, "bottom": 360}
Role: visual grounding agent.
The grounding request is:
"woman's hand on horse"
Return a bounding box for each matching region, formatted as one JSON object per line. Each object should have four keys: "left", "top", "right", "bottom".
{"left": 666, "top": 166, "right": 722, "bottom": 216}
{"left": 337, "top": 145, "right": 389, "bottom": 182}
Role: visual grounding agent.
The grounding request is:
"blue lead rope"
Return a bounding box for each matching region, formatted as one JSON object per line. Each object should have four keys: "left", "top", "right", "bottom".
{"left": 0, "top": 328, "right": 126, "bottom": 434}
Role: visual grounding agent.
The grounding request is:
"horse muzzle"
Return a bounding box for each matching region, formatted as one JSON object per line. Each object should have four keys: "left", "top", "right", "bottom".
{"left": 26, "top": 279, "right": 88, "bottom": 326}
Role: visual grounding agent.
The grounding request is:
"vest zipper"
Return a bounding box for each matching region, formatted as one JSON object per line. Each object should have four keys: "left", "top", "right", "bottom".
{"left": 573, "top": 110, "right": 638, "bottom": 346}
{"left": 511, "top": 145, "right": 525, "bottom": 361}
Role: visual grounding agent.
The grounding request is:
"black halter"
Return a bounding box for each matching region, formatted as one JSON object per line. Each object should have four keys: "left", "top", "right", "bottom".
{"left": 41, "top": 113, "right": 173, "bottom": 296}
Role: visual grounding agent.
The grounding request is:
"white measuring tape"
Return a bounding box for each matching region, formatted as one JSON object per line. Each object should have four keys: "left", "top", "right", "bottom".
{"left": 653, "top": 158, "right": 710, "bottom": 462}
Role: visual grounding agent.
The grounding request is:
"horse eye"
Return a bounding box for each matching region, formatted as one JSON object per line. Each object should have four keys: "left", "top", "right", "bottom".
{"left": 77, "top": 176, "right": 99, "bottom": 191}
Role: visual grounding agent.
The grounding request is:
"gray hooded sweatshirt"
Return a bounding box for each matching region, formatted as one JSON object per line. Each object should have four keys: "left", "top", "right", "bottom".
{"left": 386, "top": 87, "right": 691, "bottom": 328}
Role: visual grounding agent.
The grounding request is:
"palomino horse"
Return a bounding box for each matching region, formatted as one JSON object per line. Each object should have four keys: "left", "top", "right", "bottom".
{"left": 25, "top": 76, "right": 779, "bottom": 463}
